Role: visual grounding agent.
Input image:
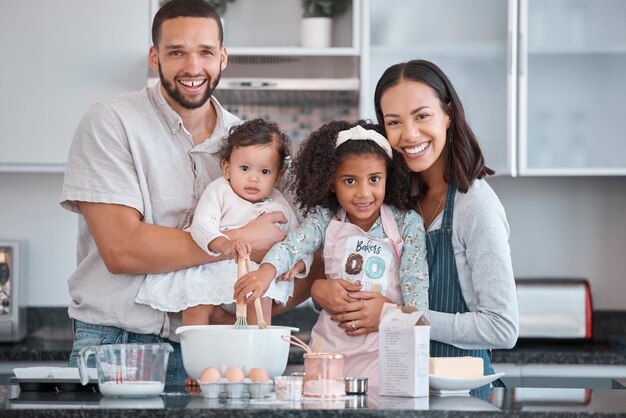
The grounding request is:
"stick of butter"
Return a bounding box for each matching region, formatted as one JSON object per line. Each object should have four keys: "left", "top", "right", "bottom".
{"left": 429, "top": 357, "right": 484, "bottom": 378}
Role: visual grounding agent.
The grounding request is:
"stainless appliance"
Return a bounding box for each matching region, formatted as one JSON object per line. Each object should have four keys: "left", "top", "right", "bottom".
{"left": 0, "top": 240, "right": 27, "bottom": 341}
{"left": 516, "top": 278, "right": 592, "bottom": 339}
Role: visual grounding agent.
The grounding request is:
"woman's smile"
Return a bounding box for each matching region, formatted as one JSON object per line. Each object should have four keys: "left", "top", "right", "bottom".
{"left": 403, "top": 140, "right": 430, "bottom": 156}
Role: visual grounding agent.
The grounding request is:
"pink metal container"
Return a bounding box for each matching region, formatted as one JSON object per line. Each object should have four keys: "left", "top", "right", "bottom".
{"left": 302, "top": 353, "right": 345, "bottom": 398}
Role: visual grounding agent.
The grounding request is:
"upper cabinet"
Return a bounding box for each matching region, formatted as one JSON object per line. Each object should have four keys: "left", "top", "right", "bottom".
{"left": 362, "top": 0, "right": 626, "bottom": 176}
{"left": 518, "top": 0, "right": 626, "bottom": 175}
{"left": 0, "top": 0, "right": 150, "bottom": 171}
{"left": 361, "top": 0, "right": 517, "bottom": 176}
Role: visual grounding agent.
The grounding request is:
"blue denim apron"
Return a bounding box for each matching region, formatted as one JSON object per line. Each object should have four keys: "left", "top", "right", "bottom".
{"left": 426, "top": 184, "right": 503, "bottom": 399}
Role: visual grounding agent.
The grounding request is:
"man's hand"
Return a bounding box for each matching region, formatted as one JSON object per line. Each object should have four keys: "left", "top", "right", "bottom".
{"left": 330, "top": 291, "right": 393, "bottom": 336}
{"left": 225, "top": 212, "right": 287, "bottom": 263}
{"left": 310, "top": 279, "right": 362, "bottom": 315}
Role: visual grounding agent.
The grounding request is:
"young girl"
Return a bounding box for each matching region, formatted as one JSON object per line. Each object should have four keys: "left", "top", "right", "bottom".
{"left": 234, "top": 120, "right": 429, "bottom": 384}
{"left": 136, "top": 119, "right": 310, "bottom": 326}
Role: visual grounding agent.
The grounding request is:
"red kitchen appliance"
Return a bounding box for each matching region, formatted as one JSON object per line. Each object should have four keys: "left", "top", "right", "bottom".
{"left": 0, "top": 240, "right": 27, "bottom": 342}
{"left": 516, "top": 278, "right": 593, "bottom": 340}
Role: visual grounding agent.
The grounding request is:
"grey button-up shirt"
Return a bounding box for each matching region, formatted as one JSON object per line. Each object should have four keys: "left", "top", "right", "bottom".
{"left": 60, "top": 83, "right": 240, "bottom": 338}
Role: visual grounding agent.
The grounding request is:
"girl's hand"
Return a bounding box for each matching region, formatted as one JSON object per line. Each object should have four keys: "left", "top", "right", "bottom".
{"left": 310, "top": 279, "right": 362, "bottom": 315}
{"left": 277, "top": 260, "right": 305, "bottom": 282}
{"left": 233, "top": 263, "right": 276, "bottom": 304}
{"left": 330, "top": 291, "right": 394, "bottom": 336}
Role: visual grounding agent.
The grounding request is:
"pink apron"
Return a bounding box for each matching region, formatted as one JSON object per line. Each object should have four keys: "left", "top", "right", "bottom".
{"left": 309, "top": 204, "right": 404, "bottom": 386}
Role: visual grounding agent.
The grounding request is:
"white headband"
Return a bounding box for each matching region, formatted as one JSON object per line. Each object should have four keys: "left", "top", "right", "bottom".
{"left": 335, "top": 125, "right": 393, "bottom": 159}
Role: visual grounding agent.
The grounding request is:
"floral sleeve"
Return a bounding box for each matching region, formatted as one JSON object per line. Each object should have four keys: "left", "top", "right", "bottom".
{"left": 262, "top": 207, "right": 333, "bottom": 279}
{"left": 395, "top": 208, "right": 429, "bottom": 312}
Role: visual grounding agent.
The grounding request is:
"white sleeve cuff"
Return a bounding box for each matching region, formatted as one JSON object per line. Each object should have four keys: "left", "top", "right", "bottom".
{"left": 192, "top": 229, "right": 229, "bottom": 256}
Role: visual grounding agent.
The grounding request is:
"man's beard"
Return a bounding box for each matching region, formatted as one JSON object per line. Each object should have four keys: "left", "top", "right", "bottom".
{"left": 158, "top": 63, "right": 221, "bottom": 110}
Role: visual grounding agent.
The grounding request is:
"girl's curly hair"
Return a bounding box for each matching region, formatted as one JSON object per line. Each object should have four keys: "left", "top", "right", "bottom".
{"left": 292, "top": 120, "right": 416, "bottom": 216}
{"left": 218, "top": 118, "right": 291, "bottom": 171}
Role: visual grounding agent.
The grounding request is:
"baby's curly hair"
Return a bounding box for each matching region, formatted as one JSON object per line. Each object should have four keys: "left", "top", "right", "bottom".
{"left": 292, "top": 120, "right": 416, "bottom": 216}
{"left": 218, "top": 118, "right": 291, "bottom": 171}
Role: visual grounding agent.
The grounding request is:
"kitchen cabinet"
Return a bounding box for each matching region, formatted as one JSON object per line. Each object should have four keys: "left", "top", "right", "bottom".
{"left": 362, "top": 0, "right": 626, "bottom": 177}
{"left": 0, "top": 0, "right": 150, "bottom": 172}
{"left": 361, "top": 0, "right": 517, "bottom": 176}
{"left": 518, "top": 0, "right": 626, "bottom": 175}
{"left": 0, "top": 0, "right": 362, "bottom": 171}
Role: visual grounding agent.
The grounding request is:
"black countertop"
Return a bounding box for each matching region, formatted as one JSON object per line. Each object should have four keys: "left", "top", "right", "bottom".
{"left": 1, "top": 308, "right": 625, "bottom": 366}
{"left": 2, "top": 384, "right": 626, "bottom": 417}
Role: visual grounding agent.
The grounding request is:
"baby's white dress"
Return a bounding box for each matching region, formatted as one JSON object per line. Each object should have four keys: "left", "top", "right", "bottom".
{"left": 135, "top": 177, "right": 309, "bottom": 312}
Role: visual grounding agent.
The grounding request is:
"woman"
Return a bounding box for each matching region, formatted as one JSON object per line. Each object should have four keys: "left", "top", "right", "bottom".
{"left": 311, "top": 59, "right": 518, "bottom": 395}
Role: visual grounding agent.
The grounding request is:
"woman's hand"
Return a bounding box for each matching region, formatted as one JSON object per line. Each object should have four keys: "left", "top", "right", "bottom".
{"left": 310, "top": 279, "right": 362, "bottom": 315}
{"left": 330, "top": 291, "right": 394, "bottom": 336}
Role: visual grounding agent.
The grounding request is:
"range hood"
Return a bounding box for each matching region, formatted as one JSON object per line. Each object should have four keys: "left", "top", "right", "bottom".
{"left": 147, "top": 55, "right": 359, "bottom": 92}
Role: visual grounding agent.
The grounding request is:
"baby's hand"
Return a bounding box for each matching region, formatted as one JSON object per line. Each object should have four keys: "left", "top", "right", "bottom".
{"left": 277, "top": 260, "right": 306, "bottom": 282}
{"left": 234, "top": 263, "right": 276, "bottom": 304}
{"left": 229, "top": 239, "right": 251, "bottom": 262}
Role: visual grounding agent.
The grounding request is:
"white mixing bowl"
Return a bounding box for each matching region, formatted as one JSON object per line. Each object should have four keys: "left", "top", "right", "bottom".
{"left": 176, "top": 325, "right": 299, "bottom": 380}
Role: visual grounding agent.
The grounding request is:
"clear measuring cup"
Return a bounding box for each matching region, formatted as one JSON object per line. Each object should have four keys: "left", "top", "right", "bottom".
{"left": 78, "top": 343, "right": 173, "bottom": 397}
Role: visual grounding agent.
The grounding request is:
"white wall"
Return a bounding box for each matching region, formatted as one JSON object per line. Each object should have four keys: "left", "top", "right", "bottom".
{"left": 0, "top": 173, "right": 74, "bottom": 306}
{"left": 0, "top": 173, "right": 625, "bottom": 310}
{"left": 489, "top": 176, "right": 626, "bottom": 310}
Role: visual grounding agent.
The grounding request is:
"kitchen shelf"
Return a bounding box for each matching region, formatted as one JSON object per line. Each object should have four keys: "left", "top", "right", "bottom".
{"left": 228, "top": 47, "right": 360, "bottom": 57}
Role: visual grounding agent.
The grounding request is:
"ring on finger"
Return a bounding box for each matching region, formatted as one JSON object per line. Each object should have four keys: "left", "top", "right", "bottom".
{"left": 351, "top": 321, "right": 357, "bottom": 330}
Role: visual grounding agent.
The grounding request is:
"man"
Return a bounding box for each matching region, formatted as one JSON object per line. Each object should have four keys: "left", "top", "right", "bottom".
{"left": 61, "top": 0, "right": 315, "bottom": 386}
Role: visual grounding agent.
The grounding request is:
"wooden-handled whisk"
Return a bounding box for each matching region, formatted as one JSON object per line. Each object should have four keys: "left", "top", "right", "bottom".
{"left": 234, "top": 257, "right": 268, "bottom": 329}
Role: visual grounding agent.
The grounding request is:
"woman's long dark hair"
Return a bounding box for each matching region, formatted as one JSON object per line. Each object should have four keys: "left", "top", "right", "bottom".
{"left": 374, "top": 59, "right": 494, "bottom": 195}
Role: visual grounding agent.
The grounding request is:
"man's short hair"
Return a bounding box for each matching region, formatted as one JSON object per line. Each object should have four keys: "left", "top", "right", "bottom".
{"left": 152, "top": 0, "right": 224, "bottom": 46}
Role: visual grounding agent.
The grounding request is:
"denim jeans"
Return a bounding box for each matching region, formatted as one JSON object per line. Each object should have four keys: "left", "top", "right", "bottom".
{"left": 68, "top": 320, "right": 186, "bottom": 387}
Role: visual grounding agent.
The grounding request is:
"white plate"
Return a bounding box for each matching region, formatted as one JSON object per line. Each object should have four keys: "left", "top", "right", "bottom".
{"left": 429, "top": 372, "right": 505, "bottom": 395}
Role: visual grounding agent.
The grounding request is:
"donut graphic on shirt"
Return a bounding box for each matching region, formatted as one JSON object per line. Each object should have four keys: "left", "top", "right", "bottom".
{"left": 344, "top": 253, "right": 363, "bottom": 275}
{"left": 364, "top": 255, "right": 385, "bottom": 280}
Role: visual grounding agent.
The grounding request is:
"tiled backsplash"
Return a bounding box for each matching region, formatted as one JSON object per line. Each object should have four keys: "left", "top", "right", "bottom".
{"left": 216, "top": 90, "right": 360, "bottom": 147}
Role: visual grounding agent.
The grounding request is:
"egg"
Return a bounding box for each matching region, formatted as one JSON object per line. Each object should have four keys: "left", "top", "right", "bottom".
{"left": 224, "top": 366, "right": 245, "bottom": 382}
{"left": 199, "top": 367, "right": 221, "bottom": 383}
{"left": 247, "top": 367, "right": 269, "bottom": 382}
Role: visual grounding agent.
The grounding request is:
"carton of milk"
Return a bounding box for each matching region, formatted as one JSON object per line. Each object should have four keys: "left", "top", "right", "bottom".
{"left": 378, "top": 303, "right": 430, "bottom": 397}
